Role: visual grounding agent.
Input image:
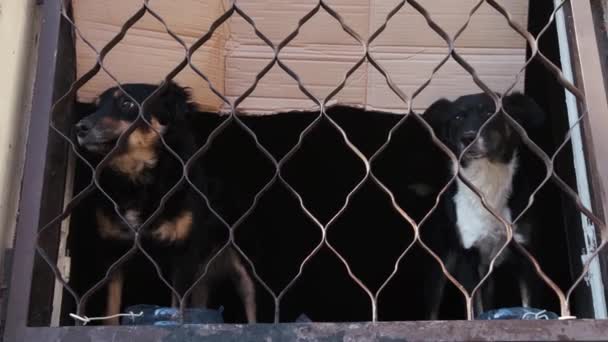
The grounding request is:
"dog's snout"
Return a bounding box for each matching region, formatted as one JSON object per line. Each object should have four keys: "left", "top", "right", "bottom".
{"left": 461, "top": 131, "right": 477, "bottom": 145}
{"left": 75, "top": 119, "right": 93, "bottom": 138}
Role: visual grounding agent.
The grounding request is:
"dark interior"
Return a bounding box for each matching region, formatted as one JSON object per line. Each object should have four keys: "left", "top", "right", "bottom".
{"left": 29, "top": 1, "right": 599, "bottom": 325}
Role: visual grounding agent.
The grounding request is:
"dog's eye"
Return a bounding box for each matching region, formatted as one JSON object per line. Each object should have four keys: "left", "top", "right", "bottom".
{"left": 120, "top": 100, "right": 135, "bottom": 112}
{"left": 455, "top": 114, "right": 463, "bottom": 121}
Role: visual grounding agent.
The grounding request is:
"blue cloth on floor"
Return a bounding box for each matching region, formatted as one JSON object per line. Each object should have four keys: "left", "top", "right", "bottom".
{"left": 476, "top": 307, "right": 559, "bottom": 320}
{"left": 121, "top": 305, "right": 224, "bottom": 325}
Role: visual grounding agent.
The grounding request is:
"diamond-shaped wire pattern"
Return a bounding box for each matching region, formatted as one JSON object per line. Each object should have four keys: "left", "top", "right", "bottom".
{"left": 29, "top": 0, "right": 608, "bottom": 325}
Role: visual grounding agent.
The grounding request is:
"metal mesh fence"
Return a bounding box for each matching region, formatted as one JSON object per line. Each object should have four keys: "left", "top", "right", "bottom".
{"left": 27, "top": 0, "right": 608, "bottom": 325}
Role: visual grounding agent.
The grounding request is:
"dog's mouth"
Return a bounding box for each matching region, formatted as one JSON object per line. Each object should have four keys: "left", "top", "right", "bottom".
{"left": 459, "top": 144, "right": 487, "bottom": 160}
{"left": 76, "top": 126, "right": 125, "bottom": 154}
{"left": 463, "top": 151, "right": 486, "bottom": 159}
{"left": 77, "top": 136, "right": 117, "bottom": 154}
{"left": 458, "top": 136, "right": 488, "bottom": 160}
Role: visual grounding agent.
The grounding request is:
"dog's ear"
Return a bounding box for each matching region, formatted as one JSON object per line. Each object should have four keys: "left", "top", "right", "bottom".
{"left": 422, "top": 98, "right": 453, "bottom": 131}
{"left": 502, "top": 92, "right": 545, "bottom": 130}
{"left": 158, "top": 81, "right": 191, "bottom": 124}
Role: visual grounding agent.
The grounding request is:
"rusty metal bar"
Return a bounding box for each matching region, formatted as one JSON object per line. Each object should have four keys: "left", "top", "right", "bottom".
{"left": 3, "top": 0, "right": 62, "bottom": 341}
{"left": 20, "top": 320, "right": 608, "bottom": 342}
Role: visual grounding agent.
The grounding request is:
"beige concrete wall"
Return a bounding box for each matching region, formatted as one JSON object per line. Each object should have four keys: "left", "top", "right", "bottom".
{"left": 0, "top": 0, "right": 40, "bottom": 265}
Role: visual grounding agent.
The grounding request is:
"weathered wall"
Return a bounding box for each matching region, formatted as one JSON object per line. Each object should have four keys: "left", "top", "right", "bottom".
{"left": 0, "top": 0, "right": 40, "bottom": 272}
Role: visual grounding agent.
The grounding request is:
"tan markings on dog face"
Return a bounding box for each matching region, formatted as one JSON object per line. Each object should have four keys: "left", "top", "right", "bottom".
{"left": 113, "top": 89, "right": 123, "bottom": 98}
{"left": 152, "top": 211, "right": 193, "bottom": 242}
{"left": 124, "top": 209, "right": 141, "bottom": 228}
{"left": 96, "top": 209, "right": 115, "bottom": 239}
{"left": 94, "top": 97, "right": 101, "bottom": 106}
{"left": 108, "top": 118, "right": 164, "bottom": 182}
{"left": 96, "top": 209, "right": 133, "bottom": 240}
{"left": 100, "top": 117, "right": 130, "bottom": 135}
{"left": 149, "top": 117, "right": 167, "bottom": 135}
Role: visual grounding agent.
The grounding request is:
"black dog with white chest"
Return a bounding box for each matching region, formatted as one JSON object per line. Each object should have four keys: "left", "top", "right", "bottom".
{"left": 75, "top": 82, "right": 256, "bottom": 324}
{"left": 420, "top": 92, "right": 545, "bottom": 319}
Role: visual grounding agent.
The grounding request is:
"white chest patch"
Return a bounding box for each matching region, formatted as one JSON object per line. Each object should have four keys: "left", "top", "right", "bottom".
{"left": 453, "top": 155, "right": 525, "bottom": 260}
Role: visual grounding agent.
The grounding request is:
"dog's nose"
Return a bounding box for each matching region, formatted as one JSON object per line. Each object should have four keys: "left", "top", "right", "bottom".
{"left": 461, "top": 131, "right": 477, "bottom": 145}
{"left": 75, "top": 120, "right": 93, "bottom": 138}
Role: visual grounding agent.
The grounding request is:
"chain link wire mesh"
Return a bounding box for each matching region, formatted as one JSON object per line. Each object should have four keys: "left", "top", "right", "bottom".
{"left": 30, "top": 0, "right": 608, "bottom": 325}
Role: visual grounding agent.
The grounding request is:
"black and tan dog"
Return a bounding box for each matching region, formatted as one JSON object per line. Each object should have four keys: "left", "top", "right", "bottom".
{"left": 75, "top": 82, "right": 256, "bottom": 324}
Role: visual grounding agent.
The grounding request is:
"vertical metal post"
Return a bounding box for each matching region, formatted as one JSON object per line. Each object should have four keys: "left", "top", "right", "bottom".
{"left": 556, "top": 0, "right": 608, "bottom": 318}
{"left": 568, "top": 1, "right": 608, "bottom": 222}
{"left": 3, "top": 0, "right": 62, "bottom": 340}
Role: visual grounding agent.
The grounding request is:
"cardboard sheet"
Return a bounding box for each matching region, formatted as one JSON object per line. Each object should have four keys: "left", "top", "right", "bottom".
{"left": 74, "top": 0, "right": 529, "bottom": 114}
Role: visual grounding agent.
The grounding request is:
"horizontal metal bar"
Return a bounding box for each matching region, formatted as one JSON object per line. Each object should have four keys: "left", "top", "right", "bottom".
{"left": 22, "top": 320, "right": 608, "bottom": 342}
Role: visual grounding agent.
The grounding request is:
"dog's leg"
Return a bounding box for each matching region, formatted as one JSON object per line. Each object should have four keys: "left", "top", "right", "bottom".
{"left": 474, "top": 260, "right": 494, "bottom": 317}
{"left": 171, "top": 249, "right": 200, "bottom": 309}
{"left": 480, "top": 271, "right": 495, "bottom": 314}
{"left": 428, "top": 274, "right": 447, "bottom": 321}
{"left": 517, "top": 257, "right": 535, "bottom": 308}
{"left": 504, "top": 238, "right": 534, "bottom": 308}
{"left": 459, "top": 249, "right": 483, "bottom": 318}
{"left": 516, "top": 248, "right": 534, "bottom": 308}
{"left": 105, "top": 268, "right": 124, "bottom": 325}
{"left": 191, "top": 278, "right": 211, "bottom": 308}
{"left": 519, "top": 277, "right": 531, "bottom": 307}
{"left": 228, "top": 249, "right": 257, "bottom": 323}
{"left": 190, "top": 249, "right": 224, "bottom": 310}
{"left": 473, "top": 293, "right": 484, "bottom": 318}
{"left": 171, "top": 271, "right": 181, "bottom": 308}
{"left": 427, "top": 251, "right": 457, "bottom": 320}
